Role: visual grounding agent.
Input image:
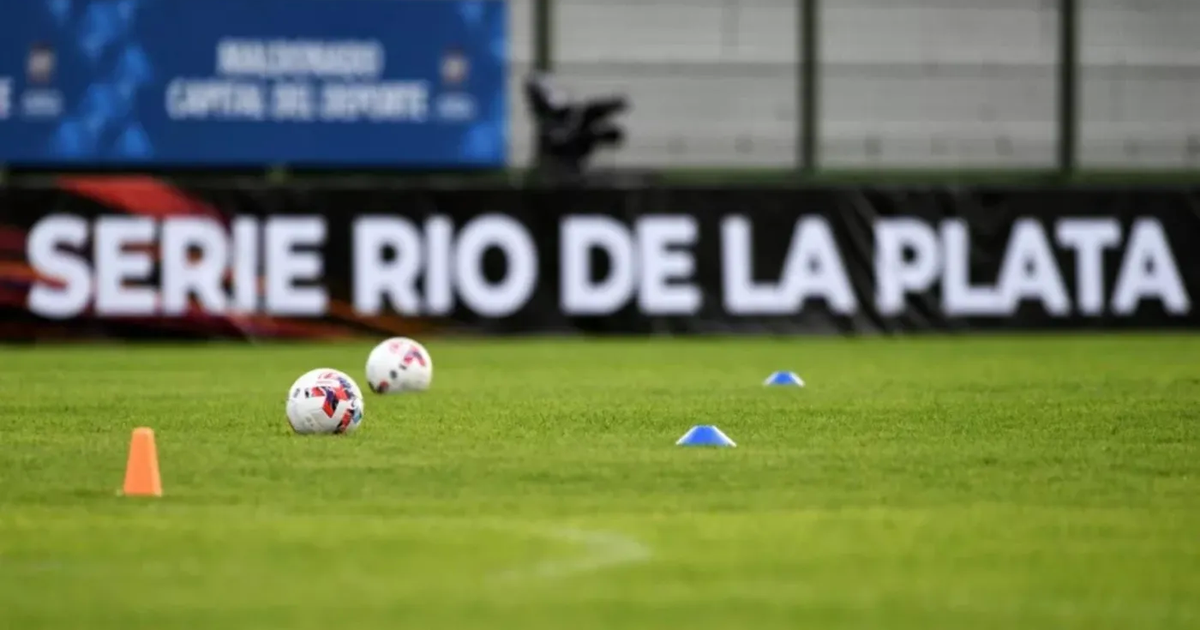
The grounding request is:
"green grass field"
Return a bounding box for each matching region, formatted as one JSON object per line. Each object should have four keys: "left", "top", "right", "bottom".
{"left": 2, "top": 335, "right": 1198, "bottom": 630}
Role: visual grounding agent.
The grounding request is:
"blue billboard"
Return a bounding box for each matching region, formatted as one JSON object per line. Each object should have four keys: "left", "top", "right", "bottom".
{"left": 0, "top": 0, "right": 508, "bottom": 168}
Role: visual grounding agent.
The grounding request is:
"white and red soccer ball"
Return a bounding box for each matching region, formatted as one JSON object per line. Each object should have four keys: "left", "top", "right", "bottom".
{"left": 365, "top": 337, "right": 433, "bottom": 394}
{"left": 285, "top": 368, "right": 365, "bottom": 434}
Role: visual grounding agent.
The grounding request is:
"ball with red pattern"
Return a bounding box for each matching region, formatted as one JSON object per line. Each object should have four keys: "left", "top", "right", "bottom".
{"left": 365, "top": 337, "right": 433, "bottom": 395}
{"left": 285, "top": 368, "right": 365, "bottom": 434}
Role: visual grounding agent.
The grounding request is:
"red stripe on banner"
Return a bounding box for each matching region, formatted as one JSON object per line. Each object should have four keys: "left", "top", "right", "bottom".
{"left": 0, "top": 301, "right": 358, "bottom": 341}
{"left": 324, "top": 299, "right": 436, "bottom": 338}
{"left": 0, "top": 226, "right": 26, "bottom": 254}
{"left": 58, "top": 176, "right": 224, "bottom": 220}
{"left": 113, "top": 310, "right": 355, "bottom": 339}
{"left": 0, "top": 262, "right": 64, "bottom": 289}
{"left": 226, "top": 313, "right": 360, "bottom": 339}
{"left": 0, "top": 285, "right": 27, "bottom": 306}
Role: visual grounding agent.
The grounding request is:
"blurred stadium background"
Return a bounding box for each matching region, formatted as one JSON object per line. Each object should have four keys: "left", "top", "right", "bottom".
{"left": 511, "top": 0, "right": 1200, "bottom": 172}
{"left": 1, "top": 2, "right": 1198, "bottom": 630}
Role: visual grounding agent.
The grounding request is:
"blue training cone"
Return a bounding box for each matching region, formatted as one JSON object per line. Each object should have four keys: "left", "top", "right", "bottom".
{"left": 676, "top": 425, "right": 736, "bottom": 447}
{"left": 763, "top": 371, "right": 805, "bottom": 387}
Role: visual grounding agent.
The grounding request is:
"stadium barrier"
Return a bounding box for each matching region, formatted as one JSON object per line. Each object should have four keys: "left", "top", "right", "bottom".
{"left": 0, "top": 0, "right": 507, "bottom": 169}
{"left": 1, "top": 177, "right": 1197, "bottom": 340}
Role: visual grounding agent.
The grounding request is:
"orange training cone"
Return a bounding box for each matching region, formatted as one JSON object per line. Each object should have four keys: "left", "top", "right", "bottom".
{"left": 122, "top": 427, "right": 162, "bottom": 497}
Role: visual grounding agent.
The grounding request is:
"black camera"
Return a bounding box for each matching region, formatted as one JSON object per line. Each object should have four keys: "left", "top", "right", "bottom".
{"left": 524, "top": 73, "right": 628, "bottom": 183}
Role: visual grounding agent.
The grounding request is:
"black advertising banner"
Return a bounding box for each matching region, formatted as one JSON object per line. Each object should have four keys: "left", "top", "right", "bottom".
{"left": 1, "top": 177, "right": 1198, "bottom": 340}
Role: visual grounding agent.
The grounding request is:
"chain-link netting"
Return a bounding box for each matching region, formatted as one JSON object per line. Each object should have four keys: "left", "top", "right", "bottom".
{"left": 507, "top": 0, "right": 1200, "bottom": 169}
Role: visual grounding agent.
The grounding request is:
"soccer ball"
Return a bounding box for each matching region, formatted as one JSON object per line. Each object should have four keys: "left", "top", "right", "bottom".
{"left": 365, "top": 337, "right": 433, "bottom": 394}
{"left": 285, "top": 368, "right": 365, "bottom": 434}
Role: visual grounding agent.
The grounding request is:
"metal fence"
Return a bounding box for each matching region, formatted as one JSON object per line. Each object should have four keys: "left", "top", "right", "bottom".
{"left": 507, "top": 0, "right": 1200, "bottom": 173}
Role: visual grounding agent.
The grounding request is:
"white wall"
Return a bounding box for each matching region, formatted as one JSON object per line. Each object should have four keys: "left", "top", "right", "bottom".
{"left": 822, "top": 0, "right": 1058, "bottom": 168}
{"left": 506, "top": 0, "right": 1200, "bottom": 169}
{"left": 1080, "top": 0, "right": 1200, "bottom": 167}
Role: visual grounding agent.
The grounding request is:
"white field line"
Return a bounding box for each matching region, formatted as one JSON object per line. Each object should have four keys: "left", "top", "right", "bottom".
{"left": 0, "top": 518, "right": 653, "bottom": 585}
{"left": 488, "top": 525, "right": 653, "bottom": 583}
